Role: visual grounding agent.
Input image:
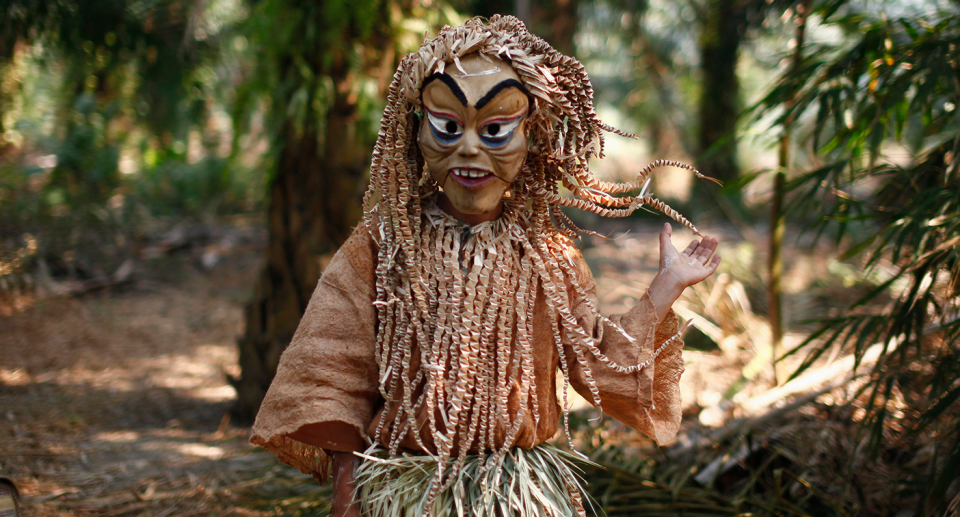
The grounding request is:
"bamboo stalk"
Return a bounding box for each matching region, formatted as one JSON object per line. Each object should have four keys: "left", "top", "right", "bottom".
{"left": 769, "top": 0, "right": 812, "bottom": 386}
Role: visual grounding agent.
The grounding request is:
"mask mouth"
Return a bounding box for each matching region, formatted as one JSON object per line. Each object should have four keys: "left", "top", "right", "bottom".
{"left": 447, "top": 168, "right": 497, "bottom": 188}
{"left": 452, "top": 168, "right": 492, "bottom": 179}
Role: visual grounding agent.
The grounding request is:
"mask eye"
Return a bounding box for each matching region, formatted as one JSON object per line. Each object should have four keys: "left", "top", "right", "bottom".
{"left": 479, "top": 115, "right": 524, "bottom": 148}
{"left": 426, "top": 110, "right": 463, "bottom": 143}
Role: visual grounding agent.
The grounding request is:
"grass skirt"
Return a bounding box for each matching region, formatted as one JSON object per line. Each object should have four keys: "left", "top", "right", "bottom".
{"left": 354, "top": 444, "right": 597, "bottom": 517}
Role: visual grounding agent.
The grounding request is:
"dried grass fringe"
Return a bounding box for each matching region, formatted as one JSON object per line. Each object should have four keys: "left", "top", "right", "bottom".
{"left": 354, "top": 443, "right": 597, "bottom": 517}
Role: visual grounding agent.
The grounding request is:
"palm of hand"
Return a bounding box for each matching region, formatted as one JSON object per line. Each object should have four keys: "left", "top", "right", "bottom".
{"left": 659, "top": 224, "right": 721, "bottom": 290}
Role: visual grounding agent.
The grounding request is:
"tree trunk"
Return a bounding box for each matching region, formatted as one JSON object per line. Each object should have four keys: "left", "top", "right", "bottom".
{"left": 530, "top": 0, "right": 579, "bottom": 56}
{"left": 473, "top": 0, "right": 578, "bottom": 55}
{"left": 696, "top": 0, "right": 748, "bottom": 195}
{"left": 231, "top": 69, "right": 366, "bottom": 422}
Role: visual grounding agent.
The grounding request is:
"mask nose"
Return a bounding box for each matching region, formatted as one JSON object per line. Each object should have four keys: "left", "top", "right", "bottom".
{"left": 457, "top": 129, "right": 481, "bottom": 157}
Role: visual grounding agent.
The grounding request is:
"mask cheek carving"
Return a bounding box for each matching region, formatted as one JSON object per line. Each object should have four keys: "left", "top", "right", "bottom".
{"left": 482, "top": 120, "right": 527, "bottom": 186}
{"left": 418, "top": 120, "right": 447, "bottom": 179}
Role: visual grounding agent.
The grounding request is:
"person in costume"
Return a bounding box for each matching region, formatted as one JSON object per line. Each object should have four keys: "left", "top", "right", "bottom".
{"left": 251, "top": 15, "right": 721, "bottom": 517}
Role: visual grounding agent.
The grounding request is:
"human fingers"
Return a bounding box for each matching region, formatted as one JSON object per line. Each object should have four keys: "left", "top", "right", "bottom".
{"left": 702, "top": 236, "right": 720, "bottom": 256}
{"left": 659, "top": 223, "right": 674, "bottom": 252}
{"left": 686, "top": 241, "right": 707, "bottom": 266}
{"left": 693, "top": 236, "right": 719, "bottom": 263}
{"left": 706, "top": 253, "right": 721, "bottom": 274}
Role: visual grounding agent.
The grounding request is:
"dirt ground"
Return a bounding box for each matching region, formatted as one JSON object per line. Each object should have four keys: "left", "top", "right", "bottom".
{"left": 0, "top": 224, "right": 331, "bottom": 516}
{"left": 0, "top": 217, "right": 840, "bottom": 516}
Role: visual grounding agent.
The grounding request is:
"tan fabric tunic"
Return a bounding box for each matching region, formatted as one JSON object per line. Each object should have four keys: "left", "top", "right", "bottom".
{"left": 250, "top": 224, "right": 685, "bottom": 480}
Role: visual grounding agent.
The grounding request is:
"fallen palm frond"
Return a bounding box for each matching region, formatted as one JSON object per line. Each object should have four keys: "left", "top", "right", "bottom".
{"left": 576, "top": 385, "right": 856, "bottom": 516}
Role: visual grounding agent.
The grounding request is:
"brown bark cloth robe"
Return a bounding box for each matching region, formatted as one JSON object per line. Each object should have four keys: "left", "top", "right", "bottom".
{"left": 250, "top": 223, "right": 685, "bottom": 480}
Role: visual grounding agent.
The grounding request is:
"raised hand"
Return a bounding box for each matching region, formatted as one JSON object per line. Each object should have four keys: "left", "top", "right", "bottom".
{"left": 647, "top": 223, "right": 721, "bottom": 321}
{"left": 658, "top": 223, "right": 721, "bottom": 290}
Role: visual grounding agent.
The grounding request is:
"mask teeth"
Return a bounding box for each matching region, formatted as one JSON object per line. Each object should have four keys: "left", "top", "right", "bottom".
{"left": 454, "top": 169, "right": 492, "bottom": 179}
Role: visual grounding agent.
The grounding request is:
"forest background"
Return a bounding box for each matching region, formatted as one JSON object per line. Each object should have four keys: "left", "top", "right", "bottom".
{"left": 0, "top": 0, "right": 958, "bottom": 515}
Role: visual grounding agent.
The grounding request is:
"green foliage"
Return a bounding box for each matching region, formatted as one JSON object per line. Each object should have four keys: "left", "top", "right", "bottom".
{"left": 1, "top": 0, "right": 214, "bottom": 133}
{"left": 756, "top": 2, "right": 960, "bottom": 512}
{"left": 233, "top": 0, "right": 458, "bottom": 154}
{"left": 0, "top": 0, "right": 262, "bottom": 289}
{"left": 52, "top": 93, "right": 122, "bottom": 205}
{"left": 136, "top": 156, "right": 245, "bottom": 217}
{"left": 577, "top": 0, "right": 697, "bottom": 153}
{"left": 235, "top": 0, "right": 388, "bottom": 136}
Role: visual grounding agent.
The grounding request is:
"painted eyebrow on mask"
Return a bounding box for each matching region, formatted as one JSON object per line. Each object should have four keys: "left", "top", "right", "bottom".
{"left": 421, "top": 73, "right": 467, "bottom": 106}
{"left": 475, "top": 79, "right": 528, "bottom": 110}
{"left": 421, "top": 75, "right": 531, "bottom": 112}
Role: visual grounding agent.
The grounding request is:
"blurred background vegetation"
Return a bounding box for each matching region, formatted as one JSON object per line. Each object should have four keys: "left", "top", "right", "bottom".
{"left": 1, "top": 0, "right": 958, "bottom": 515}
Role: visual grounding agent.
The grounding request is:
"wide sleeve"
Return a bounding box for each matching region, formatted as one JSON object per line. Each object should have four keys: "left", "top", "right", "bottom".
{"left": 249, "top": 226, "right": 380, "bottom": 481}
{"left": 565, "top": 246, "right": 685, "bottom": 446}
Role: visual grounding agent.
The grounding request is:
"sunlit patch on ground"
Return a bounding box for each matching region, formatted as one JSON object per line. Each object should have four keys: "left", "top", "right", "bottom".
{"left": 0, "top": 293, "right": 36, "bottom": 317}
{"left": 0, "top": 369, "right": 30, "bottom": 386}
{"left": 91, "top": 431, "right": 141, "bottom": 443}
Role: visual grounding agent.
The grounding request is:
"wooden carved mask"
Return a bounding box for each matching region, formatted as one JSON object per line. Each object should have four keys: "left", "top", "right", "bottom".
{"left": 418, "top": 53, "right": 530, "bottom": 222}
